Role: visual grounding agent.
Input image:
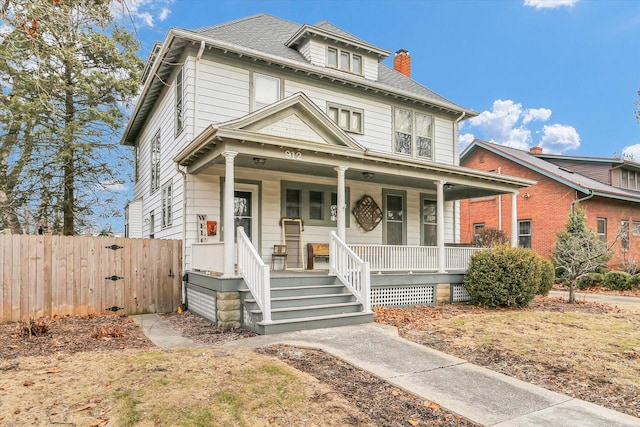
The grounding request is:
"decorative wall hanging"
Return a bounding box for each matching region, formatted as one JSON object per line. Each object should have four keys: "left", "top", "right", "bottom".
{"left": 352, "top": 195, "right": 382, "bottom": 232}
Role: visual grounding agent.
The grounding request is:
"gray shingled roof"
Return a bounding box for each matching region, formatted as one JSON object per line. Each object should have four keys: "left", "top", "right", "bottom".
{"left": 467, "top": 140, "right": 640, "bottom": 201}
{"left": 191, "top": 13, "right": 462, "bottom": 109}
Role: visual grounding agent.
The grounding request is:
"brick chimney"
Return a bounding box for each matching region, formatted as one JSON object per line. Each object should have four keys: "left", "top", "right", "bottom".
{"left": 394, "top": 49, "right": 411, "bottom": 78}
{"left": 529, "top": 146, "right": 543, "bottom": 154}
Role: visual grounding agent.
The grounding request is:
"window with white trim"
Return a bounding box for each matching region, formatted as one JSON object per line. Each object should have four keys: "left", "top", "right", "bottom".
{"left": 327, "top": 47, "right": 363, "bottom": 75}
{"left": 161, "top": 182, "right": 172, "bottom": 228}
{"left": 175, "top": 66, "right": 184, "bottom": 135}
{"left": 633, "top": 220, "right": 640, "bottom": 237}
{"left": 421, "top": 198, "right": 436, "bottom": 246}
{"left": 253, "top": 72, "right": 280, "bottom": 110}
{"left": 518, "top": 220, "right": 532, "bottom": 248}
{"left": 393, "top": 107, "right": 433, "bottom": 159}
{"left": 327, "top": 103, "right": 363, "bottom": 134}
{"left": 473, "top": 223, "right": 485, "bottom": 238}
{"left": 597, "top": 218, "right": 607, "bottom": 242}
{"left": 150, "top": 130, "right": 160, "bottom": 193}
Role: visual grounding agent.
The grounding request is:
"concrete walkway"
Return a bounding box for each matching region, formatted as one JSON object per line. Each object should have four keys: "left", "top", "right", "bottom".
{"left": 134, "top": 298, "right": 640, "bottom": 427}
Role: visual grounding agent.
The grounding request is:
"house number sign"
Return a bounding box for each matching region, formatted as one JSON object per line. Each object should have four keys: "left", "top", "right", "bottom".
{"left": 284, "top": 150, "right": 302, "bottom": 160}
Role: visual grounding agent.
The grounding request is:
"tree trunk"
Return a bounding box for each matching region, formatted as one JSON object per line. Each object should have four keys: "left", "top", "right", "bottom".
{"left": 568, "top": 283, "right": 576, "bottom": 303}
{"left": 0, "top": 190, "right": 22, "bottom": 234}
{"left": 62, "top": 63, "right": 75, "bottom": 236}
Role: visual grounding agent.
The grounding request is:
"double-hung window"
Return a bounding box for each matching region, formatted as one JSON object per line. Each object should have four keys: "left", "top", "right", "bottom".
{"left": 394, "top": 108, "right": 433, "bottom": 160}
{"left": 282, "top": 181, "right": 349, "bottom": 227}
{"left": 150, "top": 130, "right": 160, "bottom": 193}
{"left": 327, "top": 47, "right": 363, "bottom": 75}
{"left": 621, "top": 220, "right": 630, "bottom": 251}
{"left": 253, "top": 72, "right": 280, "bottom": 110}
{"left": 421, "top": 198, "right": 437, "bottom": 246}
{"left": 161, "top": 182, "right": 172, "bottom": 228}
{"left": 597, "top": 218, "right": 607, "bottom": 242}
{"left": 175, "top": 66, "right": 184, "bottom": 135}
{"left": 518, "top": 220, "right": 532, "bottom": 248}
{"left": 327, "top": 103, "right": 363, "bottom": 134}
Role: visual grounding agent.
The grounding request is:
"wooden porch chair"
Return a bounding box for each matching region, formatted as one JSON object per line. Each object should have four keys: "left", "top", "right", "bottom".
{"left": 271, "top": 245, "right": 287, "bottom": 270}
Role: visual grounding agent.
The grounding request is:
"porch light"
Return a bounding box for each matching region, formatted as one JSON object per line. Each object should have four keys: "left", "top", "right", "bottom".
{"left": 253, "top": 157, "right": 267, "bottom": 165}
{"left": 444, "top": 183, "right": 455, "bottom": 190}
{"left": 362, "top": 172, "right": 375, "bottom": 180}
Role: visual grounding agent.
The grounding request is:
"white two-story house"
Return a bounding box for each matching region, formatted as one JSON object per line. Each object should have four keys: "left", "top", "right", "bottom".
{"left": 122, "top": 14, "right": 533, "bottom": 334}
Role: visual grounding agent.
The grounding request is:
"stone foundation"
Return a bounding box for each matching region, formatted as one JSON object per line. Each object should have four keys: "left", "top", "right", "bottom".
{"left": 217, "top": 291, "right": 241, "bottom": 329}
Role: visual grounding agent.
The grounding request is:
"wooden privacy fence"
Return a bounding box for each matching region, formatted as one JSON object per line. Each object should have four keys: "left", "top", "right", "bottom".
{"left": 0, "top": 235, "right": 182, "bottom": 322}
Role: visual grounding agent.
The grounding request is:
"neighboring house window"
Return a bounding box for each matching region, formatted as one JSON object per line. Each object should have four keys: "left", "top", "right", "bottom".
{"left": 473, "top": 223, "right": 485, "bottom": 238}
{"left": 161, "top": 182, "right": 172, "bottom": 228}
{"left": 633, "top": 221, "right": 640, "bottom": 237}
{"left": 175, "top": 66, "right": 184, "bottom": 135}
{"left": 327, "top": 47, "right": 363, "bottom": 75}
{"left": 621, "top": 220, "right": 630, "bottom": 251}
{"left": 597, "top": 218, "right": 607, "bottom": 242}
{"left": 621, "top": 169, "right": 629, "bottom": 189}
{"left": 281, "top": 181, "right": 349, "bottom": 226}
{"left": 421, "top": 198, "right": 437, "bottom": 246}
{"left": 150, "top": 130, "right": 160, "bottom": 193}
{"left": 518, "top": 220, "right": 532, "bottom": 248}
{"left": 149, "top": 211, "right": 155, "bottom": 239}
{"left": 621, "top": 169, "right": 639, "bottom": 190}
{"left": 393, "top": 107, "right": 433, "bottom": 159}
{"left": 327, "top": 103, "right": 363, "bottom": 134}
{"left": 253, "top": 72, "right": 280, "bottom": 110}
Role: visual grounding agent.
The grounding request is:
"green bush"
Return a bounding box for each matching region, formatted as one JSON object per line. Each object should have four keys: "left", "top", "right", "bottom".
{"left": 603, "top": 271, "right": 632, "bottom": 291}
{"left": 536, "top": 258, "right": 555, "bottom": 296}
{"left": 628, "top": 274, "right": 640, "bottom": 289}
{"left": 463, "top": 245, "right": 544, "bottom": 308}
{"left": 577, "top": 272, "right": 603, "bottom": 290}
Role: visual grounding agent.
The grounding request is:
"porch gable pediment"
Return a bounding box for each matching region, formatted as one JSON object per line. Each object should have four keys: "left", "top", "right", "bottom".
{"left": 218, "top": 92, "right": 365, "bottom": 150}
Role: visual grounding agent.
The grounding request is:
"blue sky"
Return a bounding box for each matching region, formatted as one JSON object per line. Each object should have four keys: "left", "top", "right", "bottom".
{"left": 127, "top": 0, "right": 640, "bottom": 158}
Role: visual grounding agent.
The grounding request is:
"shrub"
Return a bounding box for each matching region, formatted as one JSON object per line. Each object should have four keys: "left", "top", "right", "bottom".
{"left": 536, "top": 258, "right": 555, "bottom": 296}
{"left": 472, "top": 227, "right": 509, "bottom": 247}
{"left": 628, "top": 274, "right": 640, "bottom": 289}
{"left": 576, "top": 272, "right": 603, "bottom": 290}
{"left": 463, "top": 245, "right": 543, "bottom": 308}
{"left": 603, "top": 271, "right": 632, "bottom": 291}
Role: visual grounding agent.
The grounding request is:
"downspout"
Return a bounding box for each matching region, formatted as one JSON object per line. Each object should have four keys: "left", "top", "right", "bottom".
{"left": 571, "top": 190, "right": 594, "bottom": 213}
{"left": 497, "top": 167, "right": 502, "bottom": 230}
{"left": 453, "top": 111, "right": 466, "bottom": 242}
{"left": 175, "top": 163, "right": 188, "bottom": 305}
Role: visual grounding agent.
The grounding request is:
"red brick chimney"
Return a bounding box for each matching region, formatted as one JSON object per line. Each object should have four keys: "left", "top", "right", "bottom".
{"left": 530, "top": 146, "right": 543, "bottom": 154}
{"left": 394, "top": 49, "right": 411, "bottom": 78}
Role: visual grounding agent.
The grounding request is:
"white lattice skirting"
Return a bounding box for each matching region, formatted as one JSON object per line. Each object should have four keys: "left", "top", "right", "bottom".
{"left": 371, "top": 285, "right": 435, "bottom": 307}
{"left": 451, "top": 284, "right": 471, "bottom": 303}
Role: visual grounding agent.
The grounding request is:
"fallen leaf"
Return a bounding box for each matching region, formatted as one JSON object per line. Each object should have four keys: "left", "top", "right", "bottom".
{"left": 23, "top": 381, "right": 34, "bottom": 387}
{"left": 89, "top": 419, "right": 109, "bottom": 427}
{"left": 408, "top": 418, "right": 420, "bottom": 426}
{"left": 391, "top": 389, "right": 400, "bottom": 396}
{"left": 268, "top": 416, "right": 276, "bottom": 424}
{"left": 423, "top": 400, "right": 441, "bottom": 411}
{"left": 47, "top": 367, "right": 61, "bottom": 374}
{"left": 0, "top": 384, "right": 8, "bottom": 391}
{"left": 75, "top": 403, "right": 97, "bottom": 412}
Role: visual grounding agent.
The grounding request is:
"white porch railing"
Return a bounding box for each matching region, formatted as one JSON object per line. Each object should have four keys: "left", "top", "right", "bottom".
{"left": 329, "top": 232, "right": 371, "bottom": 313}
{"left": 237, "top": 227, "right": 271, "bottom": 323}
{"left": 349, "top": 244, "right": 484, "bottom": 272}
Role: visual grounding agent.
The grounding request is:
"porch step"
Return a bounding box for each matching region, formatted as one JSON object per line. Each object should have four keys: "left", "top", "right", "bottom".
{"left": 240, "top": 274, "right": 372, "bottom": 334}
{"left": 244, "top": 293, "right": 356, "bottom": 309}
{"left": 256, "top": 312, "right": 374, "bottom": 335}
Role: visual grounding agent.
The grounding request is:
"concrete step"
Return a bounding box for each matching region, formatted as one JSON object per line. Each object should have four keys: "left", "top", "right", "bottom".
{"left": 255, "top": 311, "right": 374, "bottom": 335}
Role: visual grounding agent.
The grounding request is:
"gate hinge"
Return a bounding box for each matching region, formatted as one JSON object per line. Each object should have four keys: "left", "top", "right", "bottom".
{"left": 105, "top": 306, "right": 124, "bottom": 312}
{"left": 105, "top": 275, "right": 123, "bottom": 281}
{"left": 105, "top": 244, "right": 124, "bottom": 251}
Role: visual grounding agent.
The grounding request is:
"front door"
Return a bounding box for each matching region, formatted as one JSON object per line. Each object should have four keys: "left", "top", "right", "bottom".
{"left": 383, "top": 190, "right": 406, "bottom": 245}
{"left": 234, "top": 184, "right": 259, "bottom": 245}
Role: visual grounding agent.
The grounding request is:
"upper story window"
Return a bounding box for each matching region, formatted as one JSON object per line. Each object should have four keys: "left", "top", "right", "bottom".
{"left": 394, "top": 108, "right": 433, "bottom": 160}
{"left": 161, "top": 181, "right": 173, "bottom": 228}
{"left": 175, "top": 66, "right": 184, "bottom": 135}
{"left": 327, "top": 47, "right": 363, "bottom": 75}
{"left": 620, "top": 168, "right": 640, "bottom": 190}
{"left": 253, "top": 72, "right": 281, "bottom": 110}
{"left": 150, "top": 130, "right": 160, "bottom": 193}
{"left": 327, "top": 102, "right": 363, "bottom": 134}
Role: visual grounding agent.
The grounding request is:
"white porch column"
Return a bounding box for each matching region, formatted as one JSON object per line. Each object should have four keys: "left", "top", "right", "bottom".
{"left": 223, "top": 151, "right": 238, "bottom": 277}
{"left": 335, "top": 166, "right": 348, "bottom": 242}
{"left": 511, "top": 191, "right": 519, "bottom": 248}
{"left": 435, "top": 180, "right": 446, "bottom": 273}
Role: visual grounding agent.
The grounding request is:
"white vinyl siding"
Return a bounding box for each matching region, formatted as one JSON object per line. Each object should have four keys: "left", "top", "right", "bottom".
{"left": 175, "top": 66, "right": 184, "bottom": 135}
{"left": 435, "top": 117, "right": 455, "bottom": 164}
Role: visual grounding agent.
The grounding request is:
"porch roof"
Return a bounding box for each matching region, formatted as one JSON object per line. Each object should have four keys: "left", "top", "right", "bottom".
{"left": 174, "top": 95, "right": 535, "bottom": 200}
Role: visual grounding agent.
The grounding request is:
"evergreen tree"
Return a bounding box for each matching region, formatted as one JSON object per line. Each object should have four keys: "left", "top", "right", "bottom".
{"left": 0, "top": 0, "right": 142, "bottom": 234}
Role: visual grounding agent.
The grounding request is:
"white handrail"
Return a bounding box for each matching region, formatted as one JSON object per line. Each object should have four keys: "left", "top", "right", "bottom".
{"left": 329, "top": 231, "right": 371, "bottom": 313}
{"left": 350, "top": 244, "right": 484, "bottom": 272}
{"left": 237, "top": 227, "right": 271, "bottom": 323}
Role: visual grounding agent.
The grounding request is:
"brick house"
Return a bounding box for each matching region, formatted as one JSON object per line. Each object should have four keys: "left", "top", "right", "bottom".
{"left": 460, "top": 139, "right": 640, "bottom": 269}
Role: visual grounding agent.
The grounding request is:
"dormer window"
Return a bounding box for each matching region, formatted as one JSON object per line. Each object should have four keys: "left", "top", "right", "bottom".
{"left": 327, "top": 47, "right": 362, "bottom": 75}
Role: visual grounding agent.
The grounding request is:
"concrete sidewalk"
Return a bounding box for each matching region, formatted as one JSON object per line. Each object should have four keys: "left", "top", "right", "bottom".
{"left": 549, "top": 289, "right": 640, "bottom": 307}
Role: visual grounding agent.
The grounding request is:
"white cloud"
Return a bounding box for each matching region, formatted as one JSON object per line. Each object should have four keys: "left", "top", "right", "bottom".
{"left": 460, "top": 99, "right": 581, "bottom": 154}
{"left": 524, "top": 0, "right": 580, "bottom": 9}
{"left": 522, "top": 107, "right": 552, "bottom": 124}
{"left": 622, "top": 144, "right": 640, "bottom": 161}
{"left": 538, "top": 124, "right": 580, "bottom": 154}
{"left": 96, "top": 181, "right": 128, "bottom": 192}
{"left": 111, "top": 0, "right": 174, "bottom": 27}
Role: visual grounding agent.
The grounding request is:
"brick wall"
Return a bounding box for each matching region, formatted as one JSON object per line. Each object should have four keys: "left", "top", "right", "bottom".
{"left": 461, "top": 147, "right": 640, "bottom": 269}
